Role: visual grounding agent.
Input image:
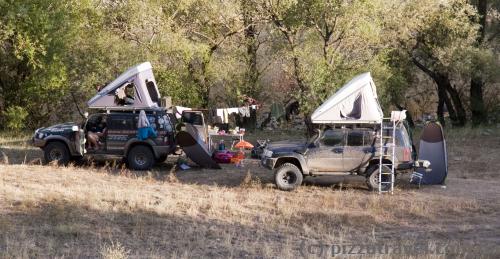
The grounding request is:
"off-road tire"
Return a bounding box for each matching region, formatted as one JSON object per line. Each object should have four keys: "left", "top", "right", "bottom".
{"left": 366, "top": 164, "right": 392, "bottom": 191}
{"left": 44, "top": 142, "right": 70, "bottom": 165}
{"left": 274, "top": 163, "right": 303, "bottom": 191}
{"left": 127, "top": 145, "right": 154, "bottom": 170}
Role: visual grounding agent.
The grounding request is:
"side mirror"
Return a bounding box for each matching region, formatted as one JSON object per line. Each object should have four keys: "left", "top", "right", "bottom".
{"left": 84, "top": 112, "right": 89, "bottom": 119}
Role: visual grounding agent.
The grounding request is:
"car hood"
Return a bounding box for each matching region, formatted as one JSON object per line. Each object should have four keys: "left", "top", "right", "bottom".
{"left": 39, "top": 122, "right": 78, "bottom": 133}
{"left": 267, "top": 140, "right": 307, "bottom": 154}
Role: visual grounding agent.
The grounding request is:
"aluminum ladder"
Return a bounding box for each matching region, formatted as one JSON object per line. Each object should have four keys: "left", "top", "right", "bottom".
{"left": 377, "top": 118, "right": 396, "bottom": 194}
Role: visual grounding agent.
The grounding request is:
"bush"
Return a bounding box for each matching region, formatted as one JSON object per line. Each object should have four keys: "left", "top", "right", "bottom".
{"left": 5, "top": 106, "right": 29, "bottom": 131}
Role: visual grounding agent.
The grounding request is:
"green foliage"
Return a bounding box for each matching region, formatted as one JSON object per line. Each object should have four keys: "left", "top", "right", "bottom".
{"left": 0, "top": 0, "right": 498, "bottom": 129}
{"left": 5, "top": 106, "right": 28, "bottom": 131}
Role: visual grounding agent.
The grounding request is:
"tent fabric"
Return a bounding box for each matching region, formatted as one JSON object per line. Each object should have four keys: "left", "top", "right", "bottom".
{"left": 87, "top": 62, "right": 161, "bottom": 109}
{"left": 311, "top": 72, "right": 383, "bottom": 124}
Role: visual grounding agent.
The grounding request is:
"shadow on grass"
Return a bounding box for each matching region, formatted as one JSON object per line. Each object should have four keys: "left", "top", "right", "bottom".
{"left": 0, "top": 199, "right": 298, "bottom": 258}
{"left": 1, "top": 197, "right": 495, "bottom": 258}
{"left": 0, "top": 145, "right": 392, "bottom": 191}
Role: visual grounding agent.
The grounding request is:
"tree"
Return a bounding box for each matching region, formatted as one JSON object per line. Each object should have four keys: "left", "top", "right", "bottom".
{"left": 387, "top": 0, "right": 480, "bottom": 126}
{"left": 0, "top": 0, "right": 93, "bottom": 128}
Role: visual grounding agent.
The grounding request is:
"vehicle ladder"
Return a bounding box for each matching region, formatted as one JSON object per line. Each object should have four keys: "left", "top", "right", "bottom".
{"left": 377, "top": 115, "right": 398, "bottom": 194}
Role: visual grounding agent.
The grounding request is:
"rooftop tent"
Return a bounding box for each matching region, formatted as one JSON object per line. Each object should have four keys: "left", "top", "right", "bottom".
{"left": 311, "top": 72, "right": 383, "bottom": 124}
{"left": 87, "top": 62, "right": 161, "bottom": 109}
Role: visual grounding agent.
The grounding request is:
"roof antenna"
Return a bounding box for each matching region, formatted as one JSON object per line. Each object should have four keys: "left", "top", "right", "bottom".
{"left": 70, "top": 92, "right": 85, "bottom": 119}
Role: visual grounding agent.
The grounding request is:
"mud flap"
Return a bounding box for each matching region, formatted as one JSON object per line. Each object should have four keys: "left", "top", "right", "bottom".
{"left": 176, "top": 124, "right": 221, "bottom": 169}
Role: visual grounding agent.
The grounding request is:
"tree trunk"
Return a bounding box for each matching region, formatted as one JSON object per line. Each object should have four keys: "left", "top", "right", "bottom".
{"left": 470, "top": 0, "right": 488, "bottom": 125}
{"left": 411, "top": 58, "right": 464, "bottom": 126}
{"left": 470, "top": 76, "right": 487, "bottom": 125}
{"left": 437, "top": 88, "right": 446, "bottom": 126}
{"left": 433, "top": 73, "right": 465, "bottom": 126}
{"left": 242, "top": 1, "right": 259, "bottom": 98}
{"left": 444, "top": 82, "right": 467, "bottom": 126}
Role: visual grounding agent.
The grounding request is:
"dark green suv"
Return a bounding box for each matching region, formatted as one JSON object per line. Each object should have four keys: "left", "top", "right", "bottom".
{"left": 32, "top": 108, "right": 176, "bottom": 170}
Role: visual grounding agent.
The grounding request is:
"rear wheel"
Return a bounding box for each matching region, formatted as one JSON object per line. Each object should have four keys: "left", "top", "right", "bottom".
{"left": 366, "top": 164, "right": 392, "bottom": 191}
{"left": 274, "top": 163, "right": 303, "bottom": 191}
{"left": 44, "top": 142, "right": 70, "bottom": 165}
{"left": 127, "top": 145, "right": 154, "bottom": 170}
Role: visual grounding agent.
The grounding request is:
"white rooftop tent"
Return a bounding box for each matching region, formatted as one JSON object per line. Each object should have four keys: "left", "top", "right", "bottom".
{"left": 311, "top": 72, "right": 384, "bottom": 124}
{"left": 87, "top": 62, "right": 161, "bottom": 109}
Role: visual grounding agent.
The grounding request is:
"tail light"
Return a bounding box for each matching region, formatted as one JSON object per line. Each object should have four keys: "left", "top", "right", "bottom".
{"left": 403, "top": 147, "right": 411, "bottom": 162}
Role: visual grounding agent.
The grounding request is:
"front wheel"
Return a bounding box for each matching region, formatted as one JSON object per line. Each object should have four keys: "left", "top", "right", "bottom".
{"left": 127, "top": 145, "right": 154, "bottom": 170}
{"left": 44, "top": 142, "right": 70, "bottom": 165}
{"left": 366, "top": 164, "right": 392, "bottom": 191}
{"left": 274, "top": 163, "right": 303, "bottom": 191}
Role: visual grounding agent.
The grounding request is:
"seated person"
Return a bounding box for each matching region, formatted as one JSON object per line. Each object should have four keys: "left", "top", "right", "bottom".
{"left": 115, "top": 83, "right": 134, "bottom": 106}
{"left": 137, "top": 110, "right": 157, "bottom": 140}
{"left": 87, "top": 115, "right": 107, "bottom": 150}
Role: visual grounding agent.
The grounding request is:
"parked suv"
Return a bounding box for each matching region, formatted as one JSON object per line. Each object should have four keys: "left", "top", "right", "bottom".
{"left": 32, "top": 108, "right": 177, "bottom": 170}
{"left": 261, "top": 124, "right": 414, "bottom": 191}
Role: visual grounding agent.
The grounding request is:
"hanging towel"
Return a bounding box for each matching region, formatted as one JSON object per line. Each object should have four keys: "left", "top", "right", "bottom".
{"left": 223, "top": 109, "right": 229, "bottom": 123}
{"left": 238, "top": 106, "right": 250, "bottom": 117}
{"left": 227, "top": 108, "right": 239, "bottom": 114}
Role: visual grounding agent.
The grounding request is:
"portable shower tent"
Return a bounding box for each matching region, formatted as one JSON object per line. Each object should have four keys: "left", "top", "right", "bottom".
{"left": 310, "top": 72, "right": 383, "bottom": 124}
{"left": 87, "top": 62, "right": 161, "bottom": 109}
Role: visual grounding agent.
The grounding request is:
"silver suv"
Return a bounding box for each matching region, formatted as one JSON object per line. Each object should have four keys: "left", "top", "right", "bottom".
{"left": 261, "top": 124, "right": 414, "bottom": 191}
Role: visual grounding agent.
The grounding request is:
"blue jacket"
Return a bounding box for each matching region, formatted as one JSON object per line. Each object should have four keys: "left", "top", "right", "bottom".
{"left": 137, "top": 126, "right": 157, "bottom": 140}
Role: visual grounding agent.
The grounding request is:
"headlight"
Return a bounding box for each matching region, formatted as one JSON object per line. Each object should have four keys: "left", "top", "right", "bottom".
{"left": 37, "top": 132, "right": 45, "bottom": 139}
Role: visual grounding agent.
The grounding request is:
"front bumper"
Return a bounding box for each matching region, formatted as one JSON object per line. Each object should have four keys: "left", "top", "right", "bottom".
{"left": 32, "top": 137, "right": 46, "bottom": 148}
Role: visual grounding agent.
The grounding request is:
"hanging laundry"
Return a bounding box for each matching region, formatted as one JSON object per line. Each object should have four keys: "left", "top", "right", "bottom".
{"left": 223, "top": 109, "right": 229, "bottom": 123}
{"left": 238, "top": 106, "right": 250, "bottom": 117}
{"left": 227, "top": 108, "right": 239, "bottom": 114}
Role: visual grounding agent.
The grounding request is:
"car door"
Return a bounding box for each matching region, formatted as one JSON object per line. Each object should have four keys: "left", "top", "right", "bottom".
{"left": 343, "top": 130, "right": 373, "bottom": 172}
{"left": 307, "top": 129, "right": 345, "bottom": 172}
{"left": 181, "top": 111, "right": 207, "bottom": 143}
{"left": 106, "top": 114, "right": 135, "bottom": 155}
{"left": 84, "top": 113, "right": 107, "bottom": 152}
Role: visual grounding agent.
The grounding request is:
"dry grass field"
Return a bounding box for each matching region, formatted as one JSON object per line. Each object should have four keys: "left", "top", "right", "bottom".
{"left": 0, "top": 127, "right": 499, "bottom": 258}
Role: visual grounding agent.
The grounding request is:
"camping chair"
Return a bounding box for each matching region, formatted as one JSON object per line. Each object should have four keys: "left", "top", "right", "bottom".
{"left": 410, "top": 171, "right": 424, "bottom": 188}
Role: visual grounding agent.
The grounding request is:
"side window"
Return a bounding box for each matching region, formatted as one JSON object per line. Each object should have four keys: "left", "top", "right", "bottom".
{"left": 182, "top": 112, "right": 203, "bottom": 126}
{"left": 109, "top": 115, "right": 134, "bottom": 130}
{"left": 86, "top": 114, "right": 105, "bottom": 131}
{"left": 157, "top": 114, "right": 172, "bottom": 132}
{"left": 364, "top": 131, "right": 375, "bottom": 145}
{"left": 146, "top": 80, "right": 159, "bottom": 103}
{"left": 347, "top": 131, "right": 364, "bottom": 146}
{"left": 320, "top": 130, "right": 344, "bottom": 146}
{"left": 133, "top": 114, "right": 156, "bottom": 129}
{"left": 161, "top": 115, "right": 173, "bottom": 132}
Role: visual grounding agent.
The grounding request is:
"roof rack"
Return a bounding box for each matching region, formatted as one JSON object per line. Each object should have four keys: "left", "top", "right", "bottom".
{"left": 88, "top": 106, "right": 167, "bottom": 113}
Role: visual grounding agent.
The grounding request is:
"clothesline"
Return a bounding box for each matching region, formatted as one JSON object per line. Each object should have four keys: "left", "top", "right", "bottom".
{"left": 174, "top": 105, "right": 258, "bottom": 122}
